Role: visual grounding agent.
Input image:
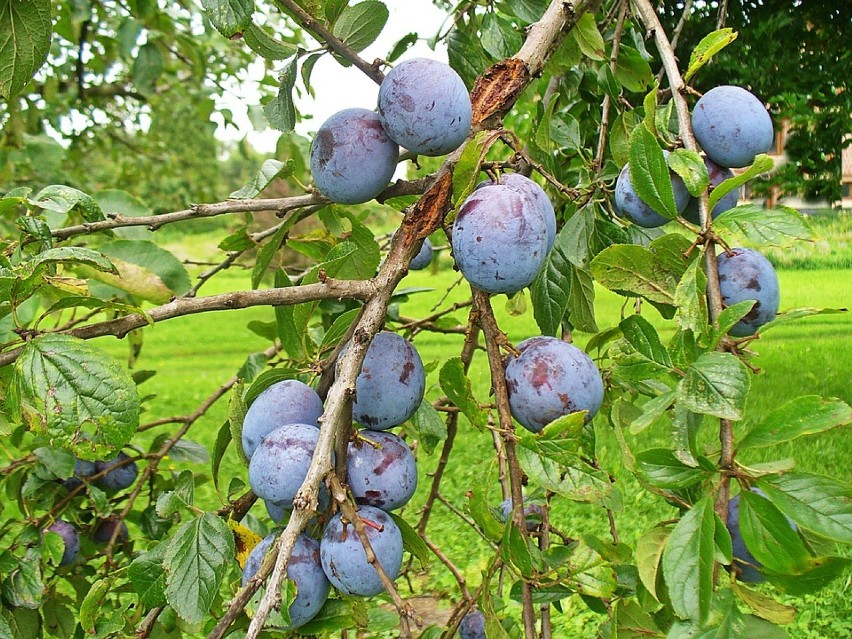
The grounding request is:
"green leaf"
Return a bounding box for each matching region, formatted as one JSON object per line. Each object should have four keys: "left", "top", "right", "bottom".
{"left": 561, "top": 204, "right": 595, "bottom": 268}
{"left": 229, "top": 381, "right": 249, "bottom": 466}
{"left": 568, "top": 542, "right": 617, "bottom": 597}
{"left": 447, "top": 28, "right": 488, "bottom": 89}
{"left": 685, "top": 29, "right": 738, "bottom": 82}
{"left": 252, "top": 216, "right": 297, "bottom": 289}
{"left": 164, "top": 513, "right": 235, "bottom": 624}
{"left": 0, "top": 0, "right": 52, "bottom": 99}
{"left": 636, "top": 526, "right": 670, "bottom": 601}
{"left": 731, "top": 581, "right": 797, "bottom": 625}
{"left": 620, "top": 315, "right": 672, "bottom": 368}
{"left": 129, "top": 544, "right": 168, "bottom": 607}
{"left": 758, "top": 307, "right": 846, "bottom": 333}
{"left": 29, "top": 185, "right": 104, "bottom": 222}
{"left": 764, "top": 555, "right": 851, "bottom": 596}
{"left": 25, "top": 246, "right": 117, "bottom": 276}
{"left": 610, "top": 110, "right": 638, "bottom": 167}
{"left": 567, "top": 266, "right": 597, "bottom": 333}
{"left": 243, "top": 23, "right": 297, "bottom": 60}
{"left": 387, "top": 32, "right": 417, "bottom": 62}
{"left": 757, "top": 473, "right": 852, "bottom": 544}
{"left": 630, "top": 389, "right": 677, "bottom": 434}
{"left": 1, "top": 550, "right": 43, "bottom": 609}
{"left": 516, "top": 447, "right": 611, "bottom": 503}
{"left": 531, "top": 226, "right": 572, "bottom": 336}
{"left": 466, "top": 485, "right": 504, "bottom": 542}
{"left": 230, "top": 159, "right": 292, "bottom": 198}
{"left": 320, "top": 308, "right": 361, "bottom": 352}
{"left": 615, "top": 46, "right": 652, "bottom": 93}
{"left": 662, "top": 496, "right": 715, "bottom": 622}
{"left": 481, "top": 13, "right": 522, "bottom": 60}
{"left": 211, "top": 419, "right": 232, "bottom": 497}
{"left": 157, "top": 470, "right": 196, "bottom": 517}
{"left": 636, "top": 449, "right": 710, "bottom": 489}
{"left": 132, "top": 42, "right": 163, "bottom": 95}
{"left": 675, "top": 257, "right": 708, "bottom": 334}
{"left": 452, "top": 130, "right": 500, "bottom": 206}
{"left": 506, "top": 0, "right": 548, "bottom": 23}
{"left": 332, "top": 1, "right": 388, "bottom": 52}
{"left": 263, "top": 57, "right": 299, "bottom": 132}
{"left": 439, "top": 357, "right": 487, "bottom": 430}
{"left": 708, "top": 155, "right": 773, "bottom": 211}
{"left": 406, "top": 399, "right": 446, "bottom": 455}
{"left": 94, "top": 189, "right": 152, "bottom": 240}
{"left": 740, "top": 396, "right": 851, "bottom": 450}
{"left": 739, "top": 491, "right": 810, "bottom": 573}
{"left": 41, "top": 599, "right": 75, "bottom": 638}
{"left": 15, "top": 334, "right": 140, "bottom": 459}
{"left": 389, "top": 513, "right": 430, "bottom": 568}
{"left": 502, "top": 522, "right": 536, "bottom": 577}
{"left": 713, "top": 204, "right": 811, "bottom": 247}
{"left": 572, "top": 13, "right": 605, "bottom": 61}
{"left": 34, "top": 446, "right": 75, "bottom": 479}
{"left": 678, "top": 351, "right": 750, "bottom": 420}
{"left": 201, "top": 0, "right": 254, "bottom": 37}
{"left": 79, "top": 578, "right": 110, "bottom": 631}
{"left": 668, "top": 149, "right": 710, "bottom": 198}
{"left": 642, "top": 84, "right": 658, "bottom": 137}
{"left": 629, "top": 124, "right": 677, "bottom": 218}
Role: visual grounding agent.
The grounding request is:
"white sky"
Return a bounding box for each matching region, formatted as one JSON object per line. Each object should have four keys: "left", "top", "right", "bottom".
{"left": 214, "top": 0, "right": 450, "bottom": 153}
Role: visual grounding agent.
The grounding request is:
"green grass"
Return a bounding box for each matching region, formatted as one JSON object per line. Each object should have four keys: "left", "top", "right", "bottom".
{"left": 91, "top": 240, "right": 852, "bottom": 637}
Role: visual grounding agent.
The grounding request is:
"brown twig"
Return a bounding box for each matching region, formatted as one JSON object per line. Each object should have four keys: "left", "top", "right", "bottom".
{"left": 594, "top": 0, "right": 628, "bottom": 171}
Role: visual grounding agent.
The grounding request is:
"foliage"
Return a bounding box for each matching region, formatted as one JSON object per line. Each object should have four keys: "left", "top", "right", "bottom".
{"left": 0, "top": 1, "right": 849, "bottom": 639}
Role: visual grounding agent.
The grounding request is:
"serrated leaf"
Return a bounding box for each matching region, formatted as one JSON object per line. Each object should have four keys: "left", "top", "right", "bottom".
{"left": 516, "top": 447, "right": 611, "bottom": 503}
{"left": 229, "top": 381, "right": 248, "bottom": 466}
{"left": 263, "top": 57, "right": 298, "bottom": 132}
{"left": 739, "top": 491, "right": 810, "bottom": 574}
{"left": 452, "top": 130, "right": 500, "bottom": 206}
{"left": 29, "top": 185, "right": 103, "bottom": 222}
{"left": 630, "top": 389, "right": 677, "bottom": 434}
{"left": 0, "top": 0, "right": 52, "bottom": 99}
{"left": 389, "top": 513, "right": 430, "bottom": 568}
{"left": 610, "top": 110, "right": 638, "bottom": 166}
{"left": 1, "top": 551, "right": 43, "bottom": 609}
{"left": 561, "top": 204, "right": 595, "bottom": 268}
{"left": 643, "top": 84, "right": 658, "bottom": 137}
{"left": 332, "top": 1, "right": 388, "bottom": 52}
{"left": 669, "top": 149, "right": 710, "bottom": 197}
{"left": 230, "top": 159, "right": 292, "bottom": 198}
{"left": 731, "top": 581, "right": 796, "bottom": 625}
{"left": 572, "top": 13, "right": 605, "bottom": 61}
{"left": 201, "top": 0, "right": 254, "bottom": 37}
{"left": 662, "top": 496, "right": 715, "bottom": 622}
{"left": 636, "top": 526, "right": 670, "bottom": 601}
{"left": 79, "top": 579, "right": 111, "bottom": 630}
{"left": 620, "top": 315, "right": 672, "bottom": 368}
{"left": 129, "top": 545, "right": 168, "bottom": 607}
{"left": 447, "top": 28, "right": 488, "bottom": 89}
{"left": 740, "top": 396, "right": 851, "bottom": 450}
{"left": 678, "top": 351, "right": 750, "bottom": 420}
{"left": 439, "top": 357, "right": 487, "bottom": 431}
{"left": 567, "top": 266, "right": 597, "bottom": 333}
{"left": 636, "top": 449, "right": 710, "bottom": 489}
{"left": 615, "top": 46, "right": 652, "bottom": 93}
{"left": 758, "top": 306, "right": 846, "bottom": 333}
{"left": 629, "top": 124, "right": 677, "bottom": 218}
{"left": 15, "top": 334, "right": 139, "bottom": 458}
{"left": 132, "top": 42, "right": 163, "bottom": 95}
{"left": 568, "top": 542, "right": 617, "bottom": 597}
{"left": 164, "top": 513, "right": 235, "bottom": 624}
{"left": 481, "top": 12, "right": 522, "bottom": 60}
{"left": 243, "top": 23, "right": 297, "bottom": 60}
{"left": 675, "top": 257, "right": 708, "bottom": 334}
{"left": 531, "top": 227, "right": 572, "bottom": 336}
{"left": 406, "top": 399, "right": 446, "bottom": 454}
{"left": 764, "top": 555, "right": 851, "bottom": 596}
{"left": 685, "top": 29, "right": 738, "bottom": 82}
{"left": 708, "top": 155, "right": 773, "bottom": 211}
{"left": 252, "top": 216, "right": 297, "bottom": 289}
{"left": 467, "top": 485, "right": 504, "bottom": 542}
{"left": 713, "top": 204, "right": 811, "bottom": 247}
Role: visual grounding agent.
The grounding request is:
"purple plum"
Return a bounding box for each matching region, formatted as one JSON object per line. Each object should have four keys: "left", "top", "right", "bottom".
{"left": 241, "top": 379, "right": 323, "bottom": 460}
{"left": 682, "top": 157, "right": 739, "bottom": 224}
{"left": 459, "top": 609, "right": 486, "bottom": 639}
{"left": 347, "top": 430, "right": 417, "bottom": 511}
{"left": 94, "top": 452, "right": 138, "bottom": 491}
{"left": 477, "top": 173, "right": 557, "bottom": 251}
{"left": 614, "top": 152, "right": 691, "bottom": 228}
{"left": 717, "top": 248, "right": 780, "bottom": 336}
{"left": 248, "top": 423, "right": 321, "bottom": 507}
{"left": 47, "top": 520, "right": 79, "bottom": 566}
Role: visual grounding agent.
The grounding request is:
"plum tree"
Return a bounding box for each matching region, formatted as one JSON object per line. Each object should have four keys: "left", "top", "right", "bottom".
{"left": 717, "top": 248, "right": 780, "bottom": 336}
{"left": 409, "top": 237, "right": 433, "bottom": 271}
{"left": 242, "top": 533, "right": 331, "bottom": 629}
{"left": 452, "top": 185, "right": 550, "bottom": 294}
{"left": 241, "top": 379, "right": 324, "bottom": 460}
{"left": 46, "top": 520, "right": 79, "bottom": 566}
{"left": 248, "top": 423, "right": 321, "bottom": 507}
{"left": 320, "top": 505, "right": 403, "bottom": 597}
{"left": 94, "top": 453, "right": 138, "bottom": 491}
{"left": 459, "top": 609, "right": 486, "bottom": 639}
{"left": 310, "top": 108, "right": 399, "bottom": 204}
{"left": 377, "top": 58, "right": 472, "bottom": 156}
{"left": 692, "top": 85, "right": 774, "bottom": 168}
{"left": 343, "top": 331, "right": 425, "bottom": 430}
{"left": 347, "top": 430, "right": 417, "bottom": 511}
{"left": 682, "top": 157, "right": 738, "bottom": 224}
{"left": 93, "top": 518, "right": 130, "bottom": 544}
{"left": 477, "top": 173, "right": 557, "bottom": 250}
{"left": 505, "top": 337, "right": 604, "bottom": 433}
{"left": 615, "top": 154, "right": 690, "bottom": 227}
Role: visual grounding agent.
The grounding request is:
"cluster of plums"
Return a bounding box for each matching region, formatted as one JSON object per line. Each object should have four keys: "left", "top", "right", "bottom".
{"left": 614, "top": 85, "right": 779, "bottom": 335}
{"left": 46, "top": 454, "right": 138, "bottom": 566}
{"left": 241, "top": 331, "right": 425, "bottom": 628}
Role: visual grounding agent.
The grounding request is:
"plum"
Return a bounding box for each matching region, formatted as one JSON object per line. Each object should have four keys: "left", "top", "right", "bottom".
{"left": 614, "top": 153, "right": 690, "bottom": 228}
{"left": 692, "top": 85, "right": 774, "bottom": 168}
{"left": 310, "top": 108, "right": 399, "bottom": 204}
{"left": 409, "top": 237, "right": 433, "bottom": 271}
{"left": 459, "top": 609, "right": 486, "bottom": 639}
{"left": 727, "top": 489, "right": 797, "bottom": 583}
{"left": 93, "top": 518, "right": 129, "bottom": 544}
{"left": 320, "top": 505, "right": 403, "bottom": 597}
{"left": 477, "top": 173, "right": 557, "bottom": 251}
{"left": 61, "top": 458, "right": 96, "bottom": 491}
{"left": 94, "top": 452, "right": 138, "bottom": 491}
{"left": 505, "top": 337, "right": 604, "bottom": 433}
{"left": 347, "top": 430, "right": 417, "bottom": 511}
{"left": 242, "top": 533, "right": 331, "bottom": 629}
{"left": 451, "top": 185, "right": 550, "bottom": 294}
{"left": 377, "top": 58, "right": 472, "bottom": 156}
{"left": 47, "top": 520, "right": 79, "bottom": 566}
{"left": 682, "top": 157, "right": 738, "bottom": 224}
{"left": 241, "top": 379, "right": 323, "bottom": 460}
{"left": 717, "top": 248, "right": 779, "bottom": 336}
{"left": 248, "top": 423, "right": 321, "bottom": 507}
{"left": 498, "top": 497, "right": 544, "bottom": 531}
{"left": 342, "top": 331, "right": 425, "bottom": 430}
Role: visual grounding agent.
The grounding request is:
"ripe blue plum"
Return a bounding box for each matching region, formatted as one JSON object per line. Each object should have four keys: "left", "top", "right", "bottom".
{"left": 377, "top": 58, "right": 472, "bottom": 156}
{"left": 692, "top": 85, "right": 773, "bottom": 168}
{"left": 452, "top": 185, "right": 550, "bottom": 294}
{"left": 310, "top": 108, "right": 399, "bottom": 204}
{"left": 93, "top": 518, "right": 129, "bottom": 544}
{"left": 498, "top": 497, "right": 544, "bottom": 530}
{"left": 242, "top": 533, "right": 331, "bottom": 629}
{"left": 343, "top": 331, "right": 425, "bottom": 430}
{"left": 347, "top": 430, "right": 417, "bottom": 511}
{"left": 727, "top": 489, "right": 797, "bottom": 583}
{"left": 409, "top": 237, "right": 433, "bottom": 271}
{"left": 477, "top": 173, "right": 557, "bottom": 250}
{"left": 717, "top": 248, "right": 779, "bottom": 336}
{"left": 683, "top": 157, "right": 738, "bottom": 224}
{"left": 248, "top": 423, "right": 321, "bottom": 507}
{"left": 459, "top": 609, "right": 486, "bottom": 639}
{"left": 505, "top": 337, "right": 604, "bottom": 433}
{"left": 94, "top": 452, "right": 138, "bottom": 491}
{"left": 47, "top": 520, "right": 79, "bottom": 566}
{"left": 614, "top": 154, "right": 690, "bottom": 228}
{"left": 320, "top": 505, "right": 403, "bottom": 597}
{"left": 241, "top": 379, "right": 323, "bottom": 460}
{"left": 61, "top": 458, "right": 96, "bottom": 491}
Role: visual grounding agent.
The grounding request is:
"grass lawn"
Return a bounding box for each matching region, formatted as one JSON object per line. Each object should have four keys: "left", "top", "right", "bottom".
{"left": 90, "top": 226, "right": 851, "bottom": 637}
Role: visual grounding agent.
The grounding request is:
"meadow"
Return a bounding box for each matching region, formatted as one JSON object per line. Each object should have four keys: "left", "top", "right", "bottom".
{"left": 91, "top": 213, "right": 851, "bottom": 638}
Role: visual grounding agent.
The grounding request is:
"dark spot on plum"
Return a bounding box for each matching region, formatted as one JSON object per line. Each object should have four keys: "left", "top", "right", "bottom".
{"left": 745, "top": 301, "right": 762, "bottom": 321}
{"left": 399, "top": 360, "right": 414, "bottom": 384}
{"left": 746, "top": 278, "right": 761, "bottom": 291}
{"left": 314, "top": 129, "right": 335, "bottom": 170}
{"left": 530, "top": 359, "right": 551, "bottom": 390}
{"left": 399, "top": 93, "right": 415, "bottom": 113}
